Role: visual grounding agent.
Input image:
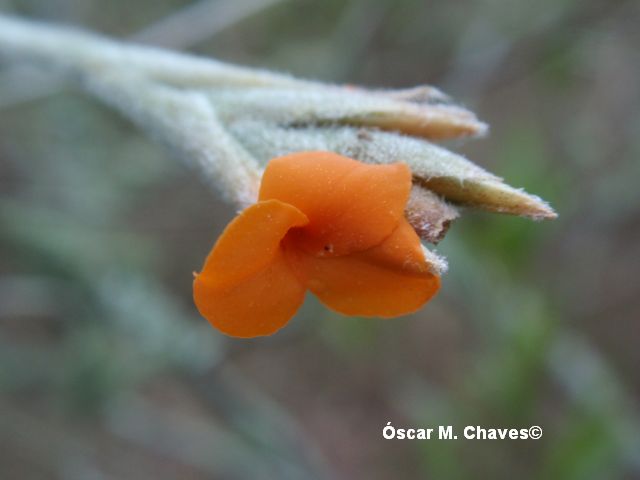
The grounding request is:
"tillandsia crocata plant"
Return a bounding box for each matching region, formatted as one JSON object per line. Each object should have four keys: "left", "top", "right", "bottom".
{"left": 0, "top": 15, "right": 556, "bottom": 337}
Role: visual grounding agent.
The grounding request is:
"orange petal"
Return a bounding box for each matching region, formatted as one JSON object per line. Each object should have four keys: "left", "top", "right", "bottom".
{"left": 194, "top": 249, "right": 306, "bottom": 337}
{"left": 285, "top": 218, "right": 440, "bottom": 318}
{"left": 259, "top": 151, "right": 411, "bottom": 256}
{"left": 193, "top": 200, "right": 309, "bottom": 337}
{"left": 196, "top": 199, "right": 308, "bottom": 289}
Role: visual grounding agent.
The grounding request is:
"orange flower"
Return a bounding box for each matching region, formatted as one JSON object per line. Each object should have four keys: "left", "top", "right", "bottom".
{"left": 193, "top": 152, "right": 440, "bottom": 337}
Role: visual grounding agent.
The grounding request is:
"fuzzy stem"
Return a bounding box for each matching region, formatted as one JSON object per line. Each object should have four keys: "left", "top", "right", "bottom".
{"left": 0, "top": 15, "right": 313, "bottom": 89}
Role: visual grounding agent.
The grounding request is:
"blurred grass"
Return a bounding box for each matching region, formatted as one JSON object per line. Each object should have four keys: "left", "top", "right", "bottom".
{"left": 1, "top": 0, "right": 640, "bottom": 479}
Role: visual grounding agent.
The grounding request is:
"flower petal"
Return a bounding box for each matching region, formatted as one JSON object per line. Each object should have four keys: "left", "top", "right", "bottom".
{"left": 193, "top": 199, "right": 309, "bottom": 337}
{"left": 196, "top": 199, "right": 308, "bottom": 289}
{"left": 259, "top": 151, "right": 411, "bottom": 256}
{"left": 194, "top": 249, "right": 306, "bottom": 337}
{"left": 285, "top": 218, "right": 440, "bottom": 317}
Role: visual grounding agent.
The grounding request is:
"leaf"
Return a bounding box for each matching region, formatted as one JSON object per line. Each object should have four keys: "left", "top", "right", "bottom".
{"left": 228, "top": 121, "right": 556, "bottom": 219}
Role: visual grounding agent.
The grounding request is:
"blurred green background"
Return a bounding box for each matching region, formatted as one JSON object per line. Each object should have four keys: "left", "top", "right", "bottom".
{"left": 1, "top": 0, "right": 639, "bottom": 478}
